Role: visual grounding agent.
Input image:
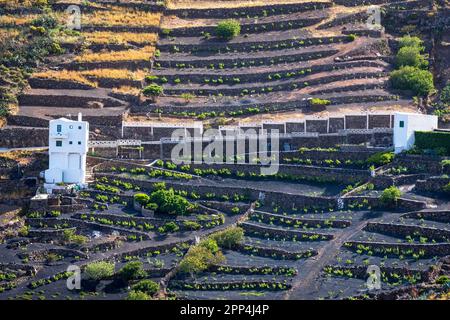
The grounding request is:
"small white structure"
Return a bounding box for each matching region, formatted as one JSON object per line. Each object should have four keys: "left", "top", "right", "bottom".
{"left": 393, "top": 112, "right": 438, "bottom": 154}
{"left": 44, "top": 113, "right": 89, "bottom": 186}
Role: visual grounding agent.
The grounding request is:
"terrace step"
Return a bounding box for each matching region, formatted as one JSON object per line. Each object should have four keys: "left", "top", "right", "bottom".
{"left": 18, "top": 88, "right": 129, "bottom": 109}
{"left": 155, "top": 46, "right": 340, "bottom": 69}
{"left": 157, "top": 31, "right": 350, "bottom": 54}
{"left": 160, "top": 69, "right": 387, "bottom": 96}
{"left": 241, "top": 221, "right": 334, "bottom": 241}
{"left": 344, "top": 241, "right": 450, "bottom": 258}
{"left": 237, "top": 242, "right": 317, "bottom": 260}
{"left": 153, "top": 60, "right": 387, "bottom": 84}
{"left": 163, "top": 10, "right": 329, "bottom": 37}
{"left": 401, "top": 210, "right": 450, "bottom": 223}
{"left": 164, "top": 1, "right": 333, "bottom": 19}
{"left": 251, "top": 210, "right": 351, "bottom": 229}
{"left": 364, "top": 222, "right": 450, "bottom": 242}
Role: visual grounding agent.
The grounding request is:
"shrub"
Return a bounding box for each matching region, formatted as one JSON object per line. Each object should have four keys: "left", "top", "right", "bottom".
{"left": 160, "top": 221, "right": 179, "bottom": 233}
{"left": 126, "top": 290, "right": 150, "bottom": 300}
{"left": 216, "top": 20, "right": 241, "bottom": 39}
{"left": 149, "top": 188, "right": 192, "bottom": 215}
{"left": 178, "top": 245, "right": 225, "bottom": 275}
{"left": 415, "top": 131, "right": 450, "bottom": 156}
{"left": 440, "top": 83, "right": 450, "bottom": 105}
{"left": 366, "top": 151, "right": 394, "bottom": 166}
{"left": 181, "top": 93, "right": 195, "bottom": 103}
{"left": 118, "top": 261, "right": 147, "bottom": 281}
{"left": 63, "top": 229, "right": 88, "bottom": 245}
{"left": 347, "top": 34, "right": 357, "bottom": 41}
{"left": 380, "top": 186, "right": 402, "bottom": 206}
{"left": 210, "top": 227, "right": 244, "bottom": 249}
{"left": 85, "top": 261, "right": 115, "bottom": 281}
{"left": 132, "top": 280, "right": 159, "bottom": 296}
{"left": 399, "top": 35, "right": 424, "bottom": 51}
{"left": 199, "top": 238, "right": 220, "bottom": 254}
{"left": 443, "top": 182, "right": 450, "bottom": 194}
{"left": 142, "top": 84, "right": 163, "bottom": 97}
{"left": 310, "top": 98, "right": 331, "bottom": 106}
{"left": 182, "top": 220, "right": 201, "bottom": 230}
{"left": 390, "top": 66, "right": 434, "bottom": 96}
{"left": 134, "top": 193, "right": 150, "bottom": 205}
{"left": 396, "top": 46, "right": 428, "bottom": 68}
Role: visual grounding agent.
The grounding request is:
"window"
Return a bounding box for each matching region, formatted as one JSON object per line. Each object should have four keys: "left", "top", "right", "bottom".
{"left": 69, "top": 141, "right": 73, "bottom": 145}
{"left": 56, "top": 141, "right": 62, "bottom": 147}
{"left": 78, "top": 141, "right": 82, "bottom": 145}
{"left": 399, "top": 121, "right": 405, "bottom": 128}
{"left": 78, "top": 126, "right": 82, "bottom": 130}
{"left": 57, "top": 125, "right": 62, "bottom": 133}
{"left": 69, "top": 125, "right": 73, "bottom": 129}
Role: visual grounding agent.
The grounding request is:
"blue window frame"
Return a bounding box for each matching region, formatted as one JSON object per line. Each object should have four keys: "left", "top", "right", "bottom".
{"left": 57, "top": 124, "right": 62, "bottom": 133}
{"left": 56, "top": 141, "right": 62, "bottom": 147}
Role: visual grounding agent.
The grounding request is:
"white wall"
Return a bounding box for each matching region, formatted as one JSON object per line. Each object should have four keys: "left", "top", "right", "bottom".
{"left": 393, "top": 113, "right": 438, "bottom": 153}
{"left": 45, "top": 116, "right": 89, "bottom": 184}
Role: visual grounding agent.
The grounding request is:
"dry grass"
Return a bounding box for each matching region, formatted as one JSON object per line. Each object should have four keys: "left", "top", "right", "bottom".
{"left": 81, "top": 69, "right": 147, "bottom": 81}
{"left": 33, "top": 68, "right": 147, "bottom": 85}
{"left": 33, "top": 70, "right": 98, "bottom": 87}
{"left": 82, "top": 7, "right": 162, "bottom": 27}
{"left": 0, "top": 14, "right": 38, "bottom": 26}
{"left": 167, "top": 0, "right": 329, "bottom": 9}
{"left": 112, "top": 86, "right": 141, "bottom": 96}
{"left": 82, "top": 32, "right": 158, "bottom": 45}
{"left": 75, "top": 46, "right": 155, "bottom": 63}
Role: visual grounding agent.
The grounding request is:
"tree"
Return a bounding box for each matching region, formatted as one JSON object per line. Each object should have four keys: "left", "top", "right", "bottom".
{"left": 142, "top": 83, "right": 163, "bottom": 97}
{"left": 149, "top": 188, "right": 192, "bottom": 215}
{"left": 210, "top": 227, "right": 244, "bottom": 249}
{"left": 118, "top": 261, "right": 147, "bottom": 282}
{"left": 396, "top": 46, "right": 428, "bottom": 69}
{"left": 380, "top": 186, "right": 402, "bottom": 207}
{"left": 132, "top": 280, "right": 159, "bottom": 296}
{"left": 134, "top": 193, "right": 150, "bottom": 205}
{"left": 216, "top": 20, "right": 241, "bottom": 39}
{"left": 390, "top": 66, "right": 434, "bottom": 96}
{"left": 178, "top": 245, "right": 225, "bottom": 276}
{"left": 85, "top": 261, "right": 115, "bottom": 281}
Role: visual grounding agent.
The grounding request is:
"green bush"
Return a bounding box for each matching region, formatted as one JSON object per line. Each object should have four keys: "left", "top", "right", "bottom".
{"left": 398, "top": 35, "right": 424, "bottom": 51}
{"left": 390, "top": 66, "right": 434, "bottom": 96}
{"left": 126, "top": 290, "right": 150, "bottom": 300}
{"left": 396, "top": 46, "right": 428, "bottom": 68}
{"left": 142, "top": 84, "right": 163, "bottom": 97}
{"left": 380, "top": 186, "right": 402, "bottom": 206}
{"left": 415, "top": 131, "right": 450, "bottom": 156}
{"left": 85, "top": 261, "right": 115, "bottom": 281}
{"left": 210, "top": 227, "right": 244, "bottom": 249}
{"left": 366, "top": 151, "right": 394, "bottom": 166}
{"left": 443, "top": 182, "right": 450, "bottom": 194}
{"left": 132, "top": 280, "right": 159, "bottom": 296}
{"left": 440, "top": 83, "right": 450, "bottom": 105}
{"left": 134, "top": 193, "right": 150, "bottom": 205}
{"left": 118, "top": 261, "right": 147, "bottom": 281}
{"left": 178, "top": 244, "right": 225, "bottom": 275}
{"left": 149, "top": 188, "right": 192, "bottom": 215}
{"left": 310, "top": 98, "right": 331, "bottom": 106}
{"left": 216, "top": 20, "right": 241, "bottom": 39}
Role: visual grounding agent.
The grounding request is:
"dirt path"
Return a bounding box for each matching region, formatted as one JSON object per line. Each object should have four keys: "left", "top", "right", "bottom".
{"left": 283, "top": 219, "right": 368, "bottom": 300}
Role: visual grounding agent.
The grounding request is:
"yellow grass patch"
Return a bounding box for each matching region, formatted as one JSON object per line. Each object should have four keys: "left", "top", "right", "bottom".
{"left": 112, "top": 86, "right": 141, "bottom": 96}
{"left": 81, "top": 69, "right": 147, "bottom": 81}
{"left": 0, "top": 14, "right": 38, "bottom": 26}
{"left": 33, "top": 70, "right": 98, "bottom": 87}
{"left": 167, "top": 0, "right": 329, "bottom": 9}
{"left": 82, "top": 7, "right": 162, "bottom": 27}
{"left": 82, "top": 32, "right": 158, "bottom": 45}
{"left": 75, "top": 46, "right": 155, "bottom": 63}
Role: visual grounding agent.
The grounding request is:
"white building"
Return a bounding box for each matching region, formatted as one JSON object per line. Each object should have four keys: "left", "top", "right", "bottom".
{"left": 393, "top": 112, "right": 438, "bottom": 154}
{"left": 45, "top": 113, "right": 89, "bottom": 186}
